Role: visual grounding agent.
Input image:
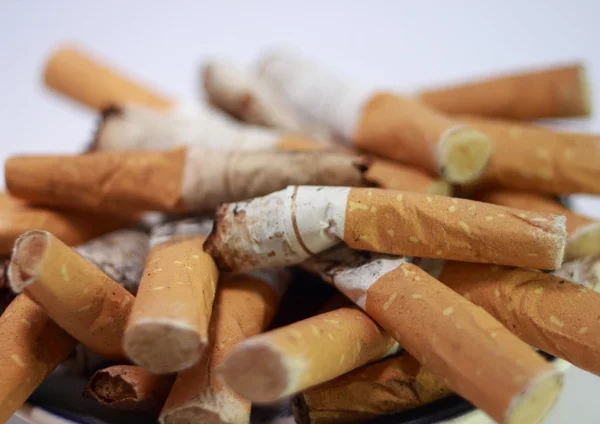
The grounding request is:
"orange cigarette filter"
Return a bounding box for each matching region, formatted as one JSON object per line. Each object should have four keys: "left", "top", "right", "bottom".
{"left": 161, "top": 270, "right": 286, "bottom": 424}
{"left": 440, "top": 261, "right": 600, "bottom": 377}
{"left": 477, "top": 189, "right": 600, "bottom": 260}
{"left": 0, "top": 294, "right": 77, "bottom": 423}
{"left": 8, "top": 230, "right": 135, "bottom": 358}
{"left": 44, "top": 46, "right": 173, "bottom": 110}
{"left": 417, "top": 63, "right": 591, "bottom": 120}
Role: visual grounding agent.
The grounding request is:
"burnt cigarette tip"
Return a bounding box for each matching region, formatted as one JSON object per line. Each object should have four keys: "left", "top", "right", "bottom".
{"left": 8, "top": 230, "right": 49, "bottom": 294}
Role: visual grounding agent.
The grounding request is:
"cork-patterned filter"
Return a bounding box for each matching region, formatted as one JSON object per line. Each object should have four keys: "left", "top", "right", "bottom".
{"left": 343, "top": 188, "right": 566, "bottom": 270}
{"left": 8, "top": 230, "right": 135, "bottom": 359}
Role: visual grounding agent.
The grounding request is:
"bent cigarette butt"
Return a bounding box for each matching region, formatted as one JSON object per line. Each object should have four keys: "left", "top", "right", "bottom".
{"left": 44, "top": 46, "right": 172, "bottom": 110}
{"left": 0, "top": 294, "right": 77, "bottom": 423}
{"left": 257, "top": 49, "right": 493, "bottom": 184}
{"left": 555, "top": 256, "right": 600, "bottom": 292}
{"left": 84, "top": 365, "right": 175, "bottom": 414}
{"left": 218, "top": 306, "right": 399, "bottom": 404}
{"left": 8, "top": 230, "right": 135, "bottom": 358}
{"left": 124, "top": 219, "right": 218, "bottom": 374}
{"left": 160, "top": 270, "right": 287, "bottom": 424}
{"left": 440, "top": 261, "right": 600, "bottom": 377}
{"left": 304, "top": 247, "right": 563, "bottom": 424}
{"left": 291, "top": 353, "right": 451, "bottom": 424}
{"left": 417, "top": 63, "right": 591, "bottom": 120}
{"left": 0, "top": 192, "right": 130, "bottom": 256}
{"left": 477, "top": 189, "right": 600, "bottom": 260}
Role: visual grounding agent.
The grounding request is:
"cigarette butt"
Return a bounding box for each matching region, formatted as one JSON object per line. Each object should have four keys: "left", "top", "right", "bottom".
{"left": 477, "top": 189, "right": 600, "bottom": 260}
{"left": 84, "top": 365, "right": 175, "bottom": 414}
{"left": 44, "top": 46, "right": 172, "bottom": 110}
{"left": 8, "top": 230, "right": 135, "bottom": 358}
{"left": 291, "top": 353, "right": 451, "bottom": 424}
{"left": 124, "top": 219, "right": 217, "bottom": 373}
{"left": 0, "top": 192, "right": 130, "bottom": 256}
{"left": 417, "top": 63, "right": 591, "bottom": 120}
{"left": 555, "top": 256, "right": 600, "bottom": 292}
{"left": 364, "top": 159, "right": 453, "bottom": 195}
{"left": 304, "top": 248, "right": 563, "bottom": 424}
{"left": 440, "top": 261, "right": 600, "bottom": 377}
{"left": 218, "top": 306, "right": 399, "bottom": 404}
{"left": 160, "top": 270, "right": 286, "bottom": 424}
{"left": 0, "top": 294, "right": 77, "bottom": 423}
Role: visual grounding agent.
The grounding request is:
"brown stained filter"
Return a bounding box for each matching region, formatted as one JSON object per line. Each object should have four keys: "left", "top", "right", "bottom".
{"left": 292, "top": 353, "right": 451, "bottom": 424}
{"left": 44, "top": 46, "right": 173, "bottom": 111}
{"left": 160, "top": 274, "right": 280, "bottom": 424}
{"left": 364, "top": 263, "right": 562, "bottom": 424}
{"left": 343, "top": 188, "right": 566, "bottom": 270}
{"left": 440, "top": 261, "right": 600, "bottom": 376}
{"left": 354, "top": 92, "right": 493, "bottom": 184}
{"left": 364, "top": 159, "right": 452, "bottom": 195}
{"left": 84, "top": 365, "right": 175, "bottom": 414}
{"left": 476, "top": 189, "right": 600, "bottom": 260}
{"left": 124, "top": 235, "right": 218, "bottom": 374}
{"left": 0, "top": 294, "right": 77, "bottom": 423}
{"left": 5, "top": 149, "right": 187, "bottom": 216}
{"left": 418, "top": 64, "right": 591, "bottom": 120}
{"left": 218, "top": 307, "right": 398, "bottom": 404}
{"left": 8, "top": 230, "right": 135, "bottom": 358}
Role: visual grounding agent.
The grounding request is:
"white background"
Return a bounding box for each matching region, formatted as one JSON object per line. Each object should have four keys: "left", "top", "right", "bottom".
{"left": 2, "top": 1, "right": 600, "bottom": 423}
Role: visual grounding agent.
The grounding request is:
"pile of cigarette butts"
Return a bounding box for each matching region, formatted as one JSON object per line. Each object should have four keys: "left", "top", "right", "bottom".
{"left": 1, "top": 45, "right": 600, "bottom": 424}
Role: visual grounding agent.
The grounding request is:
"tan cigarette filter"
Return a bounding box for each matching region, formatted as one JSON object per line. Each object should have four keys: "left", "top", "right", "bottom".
{"left": 44, "top": 46, "right": 172, "bottom": 110}
{"left": 304, "top": 248, "right": 563, "bottom": 424}
{"left": 258, "top": 49, "right": 493, "bottom": 184}
{"left": 160, "top": 270, "right": 286, "bottom": 424}
{"left": 0, "top": 192, "right": 130, "bottom": 256}
{"left": 124, "top": 222, "right": 218, "bottom": 374}
{"left": 292, "top": 353, "right": 451, "bottom": 424}
{"left": 8, "top": 230, "right": 135, "bottom": 358}
{"left": 84, "top": 365, "right": 175, "bottom": 414}
{"left": 440, "top": 261, "right": 600, "bottom": 377}
{"left": 0, "top": 294, "right": 77, "bottom": 423}
{"left": 204, "top": 186, "right": 566, "bottom": 272}
{"left": 477, "top": 189, "right": 600, "bottom": 260}
{"left": 418, "top": 63, "right": 591, "bottom": 120}
{"left": 218, "top": 306, "right": 399, "bottom": 404}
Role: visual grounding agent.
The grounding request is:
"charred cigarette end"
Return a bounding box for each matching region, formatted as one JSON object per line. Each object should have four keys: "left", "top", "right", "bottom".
{"left": 202, "top": 204, "right": 235, "bottom": 272}
{"left": 8, "top": 230, "right": 48, "bottom": 293}
{"left": 566, "top": 223, "right": 600, "bottom": 261}
{"left": 503, "top": 369, "right": 563, "bottom": 424}
{"left": 290, "top": 394, "right": 311, "bottom": 424}
{"left": 88, "top": 106, "right": 124, "bottom": 152}
{"left": 438, "top": 127, "right": 493, "bottom": 184}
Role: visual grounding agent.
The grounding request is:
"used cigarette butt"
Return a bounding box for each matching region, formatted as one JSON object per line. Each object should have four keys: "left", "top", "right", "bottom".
{"left": 218, "top": 306, "right": 399, "bottom": 404}
{"left": 0, "top": 192, "right": 130, "bottom": 256}
{"left": 440, "top": 261, "right": 600, "bottom": 377}
{"left": 44, "top": 46, "right": 172, "bottom": 110}
{"left": 84, "top": 365, "right": 175, "bottom": 414}
{"left": 477, "top": 189, "right": 600, "bottom": 260}
{"left": 160, "top": 269, "right": 287, "bottom": 424}
{"left": 257, "top": 49, "right": 493, "bottom": 184}
{"left": 0, "top": 294, "right": 77, "bottom": 423}
{"left": 555, "top": 256, "right": 600, "bottom": 292}
{"left": 417, "top": 63, "right": 591, "bottom": 120}
{"left": 291, "top": 353, "right": 451, "bottom": 424}
{"left": 303, "top": 248, "right": 563, "bottom": 424}
{"left": 8, "top": 230, "right": 135, "bottom": 358}
{"left": 204, "top": 186, "right": 566, "bottom": 272}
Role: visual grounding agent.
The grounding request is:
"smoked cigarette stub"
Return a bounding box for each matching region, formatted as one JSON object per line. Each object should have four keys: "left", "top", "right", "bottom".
{"left": 84, "top": 365, "right": 175, "bottom": 414}
{"left": 160, "top": 269, "right": 287, "bottom": 424}
{"left": 258, "top": 49, "right": 493, "bottom": 184}
{"left": 218, "top": 306, "right": 399, "bottom": 404}
{"left": 44, "top": 46, "right": 172, "bottom": 110}
{"left": 555, "top": 256, "right": 600, "bottom": 292}
{"left": 477, "top": 189, "right": 600, "bottom": 260}
{"left": 124, "top": 219, "right": 219, "bottom": 374}
{"left": 440, "top": 261, "right": 600, "bottom": 376}
{"left": 292, "top": 353, "right": 451, "bottom": 424}
{"left": 205, "top": 186, "right": 566, "bottom": 272}
{"left": 0, "top": 294, "right": 77, "bottom": 423}
{"left": 8, "top": 230, "right": 135, "bottom": 359}
{"left": 304, "top": 248, "right": 563, "bottom": 424}
{"left": 417, "top": 64, "right": 591, "bottom": 120}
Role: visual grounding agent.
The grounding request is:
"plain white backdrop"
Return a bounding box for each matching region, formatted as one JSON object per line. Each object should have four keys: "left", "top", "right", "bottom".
{"left": 1, "top": 1, "right": 600, "bottom": 423}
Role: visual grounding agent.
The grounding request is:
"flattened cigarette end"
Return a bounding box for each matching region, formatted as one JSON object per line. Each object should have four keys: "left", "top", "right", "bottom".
{"left": 8, "top": 230, "right": 49, "bottom": 293}
{"left": 438, "top": 128, "right": 493, "bottom": 184}
{"left": 504, "top": 369, "right": 563, "bottom": 424}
